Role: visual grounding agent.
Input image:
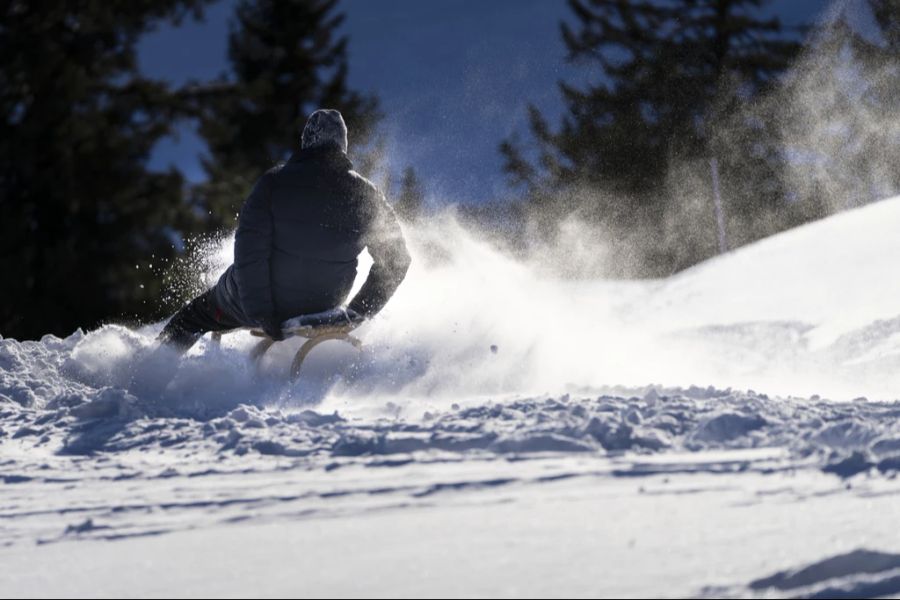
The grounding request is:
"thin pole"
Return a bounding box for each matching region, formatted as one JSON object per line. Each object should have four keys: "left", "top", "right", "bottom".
{"left": 710, "top": 157, "right": 728, "bottom": 254}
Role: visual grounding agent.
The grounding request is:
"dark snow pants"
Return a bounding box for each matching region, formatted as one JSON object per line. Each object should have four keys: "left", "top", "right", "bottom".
{"left": 157, "top": 288, "right": 243, "bottom": 351}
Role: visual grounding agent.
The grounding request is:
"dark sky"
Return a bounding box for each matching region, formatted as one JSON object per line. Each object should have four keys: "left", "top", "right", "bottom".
{"left": 139, "top": 0, "right": 835, "bottom": 204}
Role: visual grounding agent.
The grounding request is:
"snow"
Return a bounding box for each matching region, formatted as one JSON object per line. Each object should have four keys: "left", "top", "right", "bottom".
{"left": 4, "top": 196, "right": 900, "bottom": 597}
{"left": 3, "top": 459, "right": 900, "bottom": 598}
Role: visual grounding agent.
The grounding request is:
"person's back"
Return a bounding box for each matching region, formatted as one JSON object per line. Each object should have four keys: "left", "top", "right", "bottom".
{"left": 160, "top": 109, "right": 411, "bottom": 349}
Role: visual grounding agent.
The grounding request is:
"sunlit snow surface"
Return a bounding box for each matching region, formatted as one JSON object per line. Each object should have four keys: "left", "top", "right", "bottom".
{"left": 4, "top": 198, "right": 900, "bottom": 597}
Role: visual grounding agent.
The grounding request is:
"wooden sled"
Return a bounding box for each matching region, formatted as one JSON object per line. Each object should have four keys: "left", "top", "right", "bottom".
{"left": 210, "top": 308, "right": 364, "bottom": 381}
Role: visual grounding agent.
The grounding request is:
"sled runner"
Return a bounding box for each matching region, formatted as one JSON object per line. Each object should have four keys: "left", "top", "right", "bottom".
{"left": 210, "top": 308, "right": 364, "bottom": 381}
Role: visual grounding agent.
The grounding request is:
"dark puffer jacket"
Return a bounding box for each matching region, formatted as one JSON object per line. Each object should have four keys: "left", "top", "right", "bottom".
{"left": 214, "top": 144, "right": 411, "bottom": 326}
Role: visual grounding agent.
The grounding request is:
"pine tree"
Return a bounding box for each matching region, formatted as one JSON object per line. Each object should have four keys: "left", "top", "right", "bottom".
{"left": 0, "top": 1, "right": 209, "bottom": 340}
{"left": 502, "top": 0, "right": 804, "bottom": 275}
{"left": 774, "top": 0, "right": 900, "bottom": 218}
{"left": 863, "top": 0, "right": 900, "bottom": 198}
{"left": 193, "top": 0, "right": 380, "bottom": 228}
{"left": 394, "top": 166, "right": 425, "bottom": 222}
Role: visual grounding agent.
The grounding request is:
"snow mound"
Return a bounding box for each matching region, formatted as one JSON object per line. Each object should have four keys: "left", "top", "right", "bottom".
{"left": 5, "top": 382, "right": 900, "bottom": 479}
{"left": 629, "top": 196, "right": 900, "bottom": 399}
{"left": 657, "top": 195, "right": 900, "bottom": 337}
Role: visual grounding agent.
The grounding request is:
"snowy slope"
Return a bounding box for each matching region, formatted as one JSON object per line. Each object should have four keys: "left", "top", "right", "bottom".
{"left": 3, "top": 197, "right": 900, "bottom": 598}
{"left": 632, "top": 195, "right": 900, "bottom": 399}
{"left": 653, "top": 195, "right": 900, "bottom": 333}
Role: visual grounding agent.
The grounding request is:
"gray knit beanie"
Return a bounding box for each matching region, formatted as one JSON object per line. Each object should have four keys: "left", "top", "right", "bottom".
{"left": 301, "top": 109, "right": 348, "bottom": 153}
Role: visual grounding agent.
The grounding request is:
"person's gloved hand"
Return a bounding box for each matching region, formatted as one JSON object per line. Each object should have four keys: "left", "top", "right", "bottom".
{"left": 260, "top": 317, "right": 285, "bottom": 341}
{"left": 344, "top": 307, "right": 365, "bottom": 325}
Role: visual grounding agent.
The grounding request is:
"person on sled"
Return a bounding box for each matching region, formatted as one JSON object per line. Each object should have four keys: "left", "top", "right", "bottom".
{"left": 159, "top": 109, "right": 411, "bottom": 350}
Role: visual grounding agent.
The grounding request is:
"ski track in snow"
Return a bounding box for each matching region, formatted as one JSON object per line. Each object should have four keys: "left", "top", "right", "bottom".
{"left": 5, "top": 198, "right": 900, "bottom": 596}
